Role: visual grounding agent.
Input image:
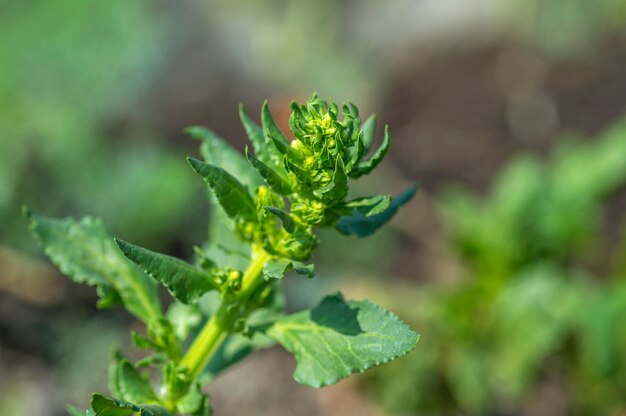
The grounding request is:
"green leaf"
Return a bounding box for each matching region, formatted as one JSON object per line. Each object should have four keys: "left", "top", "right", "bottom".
{"left": 362, "top": 114, "right": 377, "bottom": 153}
{"left": 267, "top": 293, "right": 418, "bottom": 387}
{"left": 336, "top": 184, "right": 418, "bottom": 237}
{"left": 185, "top": 126, "right": 261, "bottom": 189}
{"left": 264, "top": 206, "right": 296, "bottom": 233}
{"left": 263, "top": 258, "right": 315, "bottom": 280}
{"left": 188, "top": 158, "right": 257, "bottom": 222}
{"left": 239, "top": 104, "right": 267, "bottom": 159}
{"left": 314, "top": 157, "right": 348, "bottom": 201}
{"left": 345, "top": 133, "right": 365, "bottom": 173}
{"left": 166, "top": 302, "right": 203, "bottom": 340}
{"left": 26, "top": 212, "right": 161, "bottom": 325}
{"left": 116, "top": 239, "right": 219, "bottom": 305}
{"left": 245, "top": 146, "right": 293, "bottom": 195}
{"left": 90, "top": 394, "right": 170, "bottom": 416}
{"left": 177, "top": 383, "right": 211, "bottom": 416}
{"left": 351, "top": 125, "right": 391, "bottom": 178}
{"left": 262, "top": 100, "right": 290, "bottom": 151}
{"left": 109, "top": 359, "right": 157, "bottom": 404}
{"left": 341, "top": 194, "right": 391, "bottom": 217}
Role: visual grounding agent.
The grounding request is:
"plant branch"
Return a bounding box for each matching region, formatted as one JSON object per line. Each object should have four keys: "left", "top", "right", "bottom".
{"left": 180, "top": 245, "right": 270, "bottom": 380}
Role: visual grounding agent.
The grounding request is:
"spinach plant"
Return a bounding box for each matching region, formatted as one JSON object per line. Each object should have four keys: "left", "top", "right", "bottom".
{"left": 26, "top": 95, "right": 418, "bottom": 415}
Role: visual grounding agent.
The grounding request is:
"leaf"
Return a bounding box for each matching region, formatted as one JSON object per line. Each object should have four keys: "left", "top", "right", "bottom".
{"left": 188, "top": 158, "right": 257, "bottom": 222}
{"left": 166, "top": 302, "right": 203, "bottom": 340}
{"left": 185, "top": 126, "right": 261, "bottom": 189}
{"left": 177, "top": 383, "right": 212, "bottom": 416}
{"left": 267, "top": 292, "right": 418, "bottom": 387}
{"left": 264, "top": 206, "right": 296, "bottom": 233}
{"left": 116, "top": 239, "right": 219, "bottom": 305}
{"left": 351, "top": 125, "right": 391, "bottom": 178}
{"left": 262, "top": 100, "right": 290, "bottom": 151}
{"left": 26, "top": 212, "right": 161, "bottom": 325}
{"left": 239, "top": 104, "right": 267, "bottom": 160}
{"left": 336, "top": 184, "right": 418, "bottom": 237}
{"left": 90, "top": 394, "right": 170, "bottom": 416}
{"left": 263, "top": 258, "right": 315, "bottom": 280}
{"left": 345, "top": 134, "right": 365, "bottom": 173}
{"left": 109, "top": 358, "right": 157, "bottom": 404}
{"left": 341, "top": 195, "right": 391, "bottom": 217}
{"left": 362, "top": 114, "right": 377, "bottom": 153}
{"left": 314, "top": 158, "right": 348, "bottom": 201}
{"left": 246, "top": 146, "right": 293, "bottom": 195}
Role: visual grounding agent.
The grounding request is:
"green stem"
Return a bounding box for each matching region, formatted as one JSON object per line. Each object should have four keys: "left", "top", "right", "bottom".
{"left": 180, "top": 246, "right": 270, "bottom": 380}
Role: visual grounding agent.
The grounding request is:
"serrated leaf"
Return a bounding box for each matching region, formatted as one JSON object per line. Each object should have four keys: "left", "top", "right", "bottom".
{"left": 336, "top": 184, "right": 418, "bottom": 237}
{"left": 264, "top": 206, "right": 296, "bottom": 233}
{"left": 362, "top": 114, "right": 377, "bottom": 153}
{"left": 188, "top": 158, "right": 257, "bottom": 222}
{"left": 263, "top": 258, "right": 315, "bottom": 280}
{"left": 90, "top": 394, "right": 170, "bottom": 416}
{"left": 185, "top": 126, "right": 261, "bottom": 189}
{"left": 26, "top": 212, "right": 161, "bottom": 325}
{"left": 246, "top": 147, "right": 293, "bottom": 195}
{"left": 351, "top": 125, "right": 391, "bottom": 178}
{"left": 116, "top": 239, "right": 219, "bottom": 305}
{"left": 314, "top": 157, "right": 348, "bottom": 201}
{"left": 267, "top": 293, "right": 418, "bottom": 387}
{"left": 109, "top": 359, "right": 157, "bottom": 404}
{"left": 342, "top": 194, "right": 391, "bottom": 217}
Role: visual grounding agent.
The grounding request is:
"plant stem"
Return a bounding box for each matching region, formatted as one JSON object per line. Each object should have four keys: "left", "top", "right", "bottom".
{"left": 180, "top": 246, "right": 270, "bottom": 380}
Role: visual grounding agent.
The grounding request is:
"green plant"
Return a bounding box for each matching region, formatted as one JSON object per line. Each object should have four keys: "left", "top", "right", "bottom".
{"left": 26, "top": 95, "right": 418, "bottom": 415}
{"left": 364, "top": 120, "right": 626, "bottom": 415}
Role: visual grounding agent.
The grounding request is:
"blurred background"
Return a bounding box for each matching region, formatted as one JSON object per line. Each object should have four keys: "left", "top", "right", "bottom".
{"left": 2, "top": 1, "right": 626, "bottom": 415}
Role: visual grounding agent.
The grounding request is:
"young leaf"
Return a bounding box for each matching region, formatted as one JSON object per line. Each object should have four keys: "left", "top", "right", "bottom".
{"left": 262, "top": 100, "right": 290, "bottom": 150}
{"left": 246, "top": 147, "right": 293, "bottom": 195}
{"left": 267, "top": 293, "right": 419, "bottom": 387}
{"left": 177, "top": 382, "right": 211, "bottom": 416}
{"left": 264, "top": 206, "right": 296, "bottom": 233}
{"left": 188, "top": 158, "right": 257, "bottom": 222}
{"left": 166, "top": 302, "right": 203, "bottom": 340}
{"left": 109, "top": 359, "right": 157, "bottom": 404}
{"left": 336, "top": 184, "right": 418, "bottom": 237}
{"left": 351, "top": 125, "right": 391, "bottom": 178}
{"left": 314, "top": 157, "right": 348, "bottom": 201}
{"left": 239, "top": 104, "right": 267, "bottom": 159}
{"left": 362, "top": 114, "right": 377, "bottom": 153}
{"left": 116, "top": 239, "right": 219, "bottom": 305}
{"left": 90, "top": 394, "right": 170, "bottom": 416}
{"left": 263, "top": 258, "right": 315, "bottom": 280}
{"left": 185, "top": 126, "right": 261, "bottom": 189}
{"left": 26, "top": 212, "right": 162, "bottom": 325}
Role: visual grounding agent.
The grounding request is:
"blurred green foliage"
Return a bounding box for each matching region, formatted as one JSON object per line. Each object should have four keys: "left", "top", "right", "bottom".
{"left": 365, "top": 121, "right": 626, "bottom": 415}
{"left": 0, "top": 1, "right": 197, "bottom": 249}
{"left": 502, "top": 0, "right": 626, "bottom": 55}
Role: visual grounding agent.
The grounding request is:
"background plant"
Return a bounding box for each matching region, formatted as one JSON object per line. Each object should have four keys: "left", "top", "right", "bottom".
{"left": 363, "top": 120, "right": 626, "bottom": 415}
{"left": 27, "top": 96, "right": 418, "bottom": 415}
